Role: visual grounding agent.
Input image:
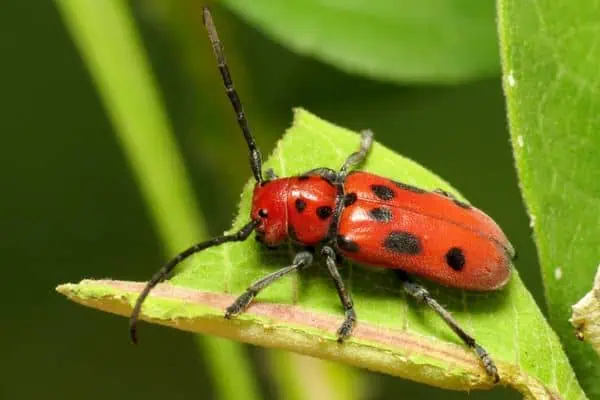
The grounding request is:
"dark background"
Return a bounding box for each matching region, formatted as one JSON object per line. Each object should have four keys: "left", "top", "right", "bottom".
{"left": 1, "top": 2, "right": 541, "bottom": 399}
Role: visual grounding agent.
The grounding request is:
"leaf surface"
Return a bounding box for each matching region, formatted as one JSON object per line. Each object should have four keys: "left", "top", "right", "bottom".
{"left": 58, "top": 109, "right": 584, "bottom": 398}
{"left": 221, "top": 0, "right": 499, "bottom": 83}
{"left": 498, "top": 0, "right": 600, "bottom": 396}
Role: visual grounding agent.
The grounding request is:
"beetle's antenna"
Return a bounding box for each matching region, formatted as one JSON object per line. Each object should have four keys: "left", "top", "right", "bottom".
{"left": 203, "top": 7, "right": 263, "bottom": 184}
{"left": 129, "top": 219, "right": 258, "bottom": 343}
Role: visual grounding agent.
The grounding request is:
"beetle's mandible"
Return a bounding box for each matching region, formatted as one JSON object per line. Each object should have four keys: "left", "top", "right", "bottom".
{"left": 129, "top": 7, "right": 516, "bottom": 384}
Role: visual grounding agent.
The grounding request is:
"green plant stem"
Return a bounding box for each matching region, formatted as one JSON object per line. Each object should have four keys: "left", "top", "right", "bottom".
{"left": 56, "top": 2, "right": 260, "bottom": 399}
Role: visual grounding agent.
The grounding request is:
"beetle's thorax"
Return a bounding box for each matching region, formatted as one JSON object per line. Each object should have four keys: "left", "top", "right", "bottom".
{"left": 251, "top": 175, "right": 337, "bottom": 247}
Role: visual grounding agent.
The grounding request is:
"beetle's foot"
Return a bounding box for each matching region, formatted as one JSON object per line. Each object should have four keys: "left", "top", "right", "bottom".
{"left": 336, "top": 308, "right": 356, "bottom": 343}
{"left": 475, "top": 344, "right": 500, "bottom": 383}
{"left": 224, "top": 291, "right": 255, "bottom": 319}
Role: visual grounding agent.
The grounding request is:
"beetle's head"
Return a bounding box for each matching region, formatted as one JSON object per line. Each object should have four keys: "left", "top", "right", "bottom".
{"left": 251, "top": 180, "right": 289, "bottom": 247}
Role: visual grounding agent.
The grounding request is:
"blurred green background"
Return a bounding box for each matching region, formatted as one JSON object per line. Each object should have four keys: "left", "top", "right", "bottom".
{"left": 1, "top": 1, "right": 542, "bottom": 399}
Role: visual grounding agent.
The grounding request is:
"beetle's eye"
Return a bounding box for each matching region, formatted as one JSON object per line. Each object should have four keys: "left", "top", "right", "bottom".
{"left": 258, "top": 209, "right": 268, "bottom": 218}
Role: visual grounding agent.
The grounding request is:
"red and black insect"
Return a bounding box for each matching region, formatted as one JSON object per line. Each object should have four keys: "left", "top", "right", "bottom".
{"left": 130, "top": 7, "right": 515, "bottom": 383}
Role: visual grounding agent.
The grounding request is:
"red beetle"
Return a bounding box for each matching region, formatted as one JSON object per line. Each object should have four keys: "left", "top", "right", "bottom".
{"left": 130, "top": 7, "right": 515, "bottom": 383}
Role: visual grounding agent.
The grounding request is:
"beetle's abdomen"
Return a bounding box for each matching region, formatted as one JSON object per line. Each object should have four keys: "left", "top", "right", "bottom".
{"left": 337, "top": 172, "right": 513, "bottom": 291}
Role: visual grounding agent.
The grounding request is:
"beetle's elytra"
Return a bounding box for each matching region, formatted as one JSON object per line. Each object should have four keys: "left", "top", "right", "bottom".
{"left": 129, "top": 7, "right": 516, "bottom": 384}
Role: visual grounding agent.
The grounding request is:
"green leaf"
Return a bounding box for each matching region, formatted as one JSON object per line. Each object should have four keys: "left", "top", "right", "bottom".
{"left": 221, "top": 0, "right": 499, "bottom": 83}
{"left": 498, "top": 0, "right": 600, "bottom": 396}
{"left": 58, "top": 109, "right": 584, "bottom": 398}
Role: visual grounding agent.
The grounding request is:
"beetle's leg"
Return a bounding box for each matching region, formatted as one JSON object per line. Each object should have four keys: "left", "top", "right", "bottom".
{"left": 339, "top": 129, "right": 374, "bottom": 180}
{"left": 301, "top": 167, "right": 339, "bottom": 183}
{"left": 322, "top": 246, "right": 356, "bottom": 342}
{"left": 396, "top": 271, "right": 500, "bottom": 383}
{"left": 225, "top": 251, "right": 313, "bottom": 318}
{"left": 264, "top": 168, "right": 278, "bottom": 181}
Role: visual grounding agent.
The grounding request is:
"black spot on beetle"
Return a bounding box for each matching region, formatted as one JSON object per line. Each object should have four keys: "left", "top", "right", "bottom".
{"left": 295, "top": 198, "right": 307, "bottom": 213}
{"left": 336, "top": 235, "right": 360, "bottom": 253}
{"left": 298, "top": 175, "right": 310, "bottom": 181}
{"left": 384, "top": 231, "right": 421, "bottom": 254}
{"left": 344, "top": 192, "right": 357, "bottom": 207}
{"left": 371, "top": 184, "right": 395, "bottom": 200}
{"left": 446, "top": 247, "right": 465, "bottom": 271}
{"left": 316, "top": 206, "right": 333, "bottom": 220}
{"left": 369, "top": 207, "right": 393, "bottom": 223}
{"left": 392, "top": 180, "right": 426, "bottom": 194}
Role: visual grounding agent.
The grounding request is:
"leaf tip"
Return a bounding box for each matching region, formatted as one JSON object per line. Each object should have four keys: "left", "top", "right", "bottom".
{"left": 55, "top": 282, "right": 76, "bottom": 296}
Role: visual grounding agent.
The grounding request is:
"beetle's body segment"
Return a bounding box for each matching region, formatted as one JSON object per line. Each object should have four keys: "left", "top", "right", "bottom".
{"left": 338, "top": 172, "right": 513, "bottom": 291}
{"left": 129, "top": 7, "right": 514, "bottom": 383}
